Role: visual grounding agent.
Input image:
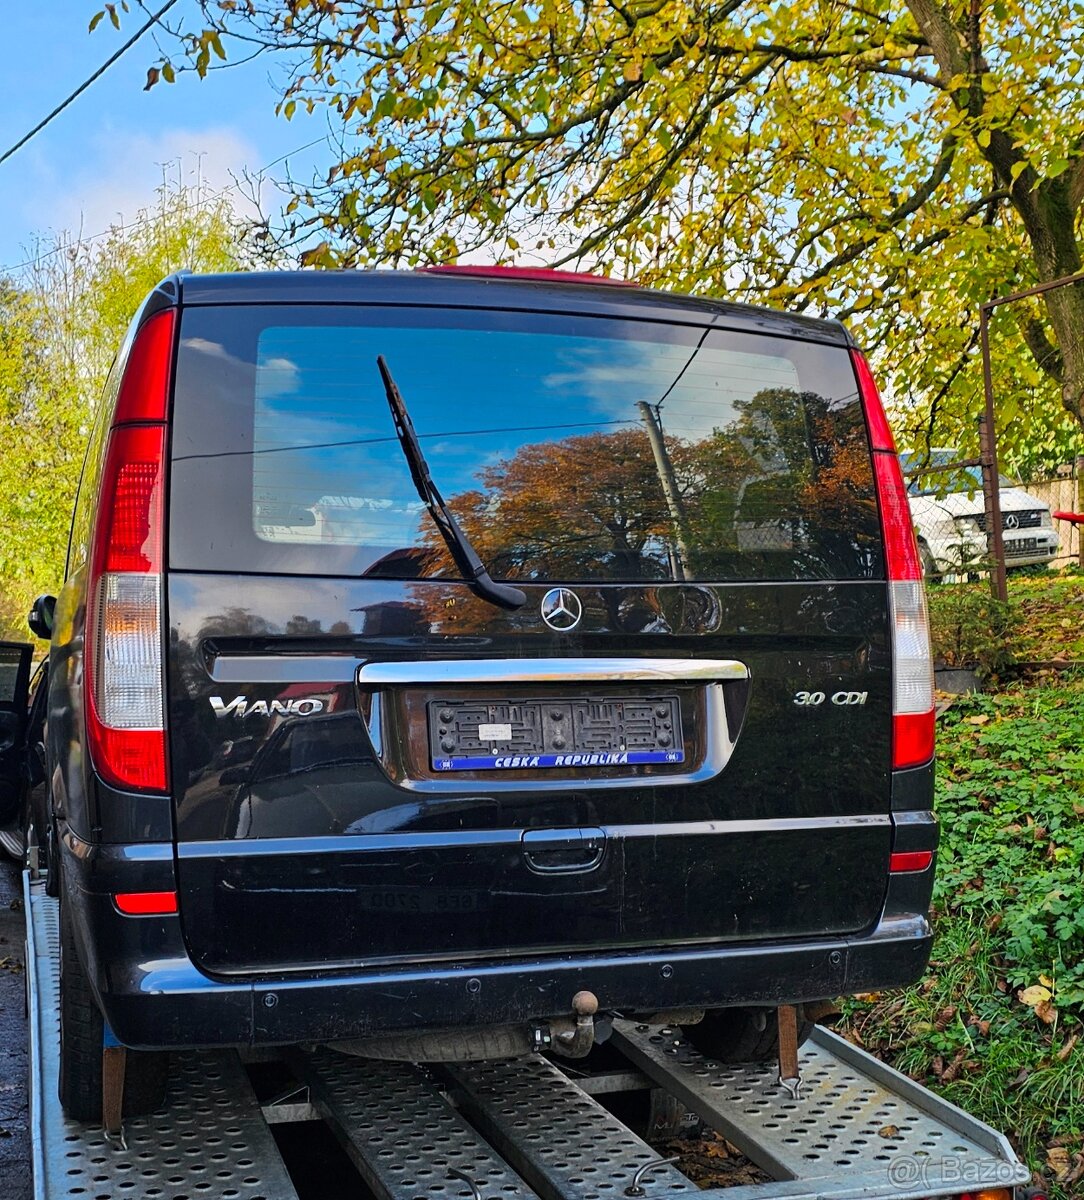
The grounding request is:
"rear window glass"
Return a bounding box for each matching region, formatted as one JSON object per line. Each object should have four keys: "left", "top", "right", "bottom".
{"left": 170, "top": 305, "right": 882, "bottom": 582}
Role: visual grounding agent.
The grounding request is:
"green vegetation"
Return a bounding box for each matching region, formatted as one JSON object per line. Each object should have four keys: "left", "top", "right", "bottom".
{"left": 927, "top": 570, "right": 1084, "bottom": 672}
{"left": 108, "top": 0, "right": 1084, "bottom": 473}
{"left": 847, "top": 674, "right": 1084, "bottom": 1194}
{"left": 0, "top": 184, "right": 242, "bottom": 641}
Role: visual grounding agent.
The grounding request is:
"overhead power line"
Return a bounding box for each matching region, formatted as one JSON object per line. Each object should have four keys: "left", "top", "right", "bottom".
{"left": 0, "top": 135, "right": 330, "bottom": 276}
{"left": 0, "top": 0, "right": 180, "bottom": 168}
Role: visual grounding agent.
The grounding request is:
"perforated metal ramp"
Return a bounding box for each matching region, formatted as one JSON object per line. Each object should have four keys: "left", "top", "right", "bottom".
{"left": 610, "top": 1020, "right": 1030, "bottom": 1200}
{"left": 25, "top": 876, "right": 299, "bottom": 1200}
{"left": 288, "top": 1047, "right": 539, "bottom": 1200}
{"left": 24, "top": 868, "right": 1030, "bottom": 1200}
{"left": 444, "top": 1055, "right": 700, "bottom": 1200}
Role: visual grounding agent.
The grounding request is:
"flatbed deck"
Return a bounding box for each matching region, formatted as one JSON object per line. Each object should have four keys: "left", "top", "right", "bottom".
{"left": 25, "top": 873, "right": 1030, "bottom": 1200}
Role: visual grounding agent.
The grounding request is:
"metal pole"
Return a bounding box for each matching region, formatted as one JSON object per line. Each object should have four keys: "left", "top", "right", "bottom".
{"left": 974, "top": 268, "right": 1084, "bottom": 602}
{"left": 978, "top": 305, "right": 1008, "bottom": 601}
{"left": 638, "top": 401, "right": 690, "bottom": 581}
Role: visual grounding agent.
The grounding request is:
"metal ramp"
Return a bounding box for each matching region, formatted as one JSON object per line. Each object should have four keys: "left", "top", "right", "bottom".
{"left": 25, "top": 873, "right": 1030, "bottom": 1200}
{"left": 25, "top": 874, "right": 299, "bottom": 1200}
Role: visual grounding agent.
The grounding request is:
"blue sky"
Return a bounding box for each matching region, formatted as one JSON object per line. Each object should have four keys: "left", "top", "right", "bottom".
{"left": 0, "top": 1, "right": 329, "bottom": 272}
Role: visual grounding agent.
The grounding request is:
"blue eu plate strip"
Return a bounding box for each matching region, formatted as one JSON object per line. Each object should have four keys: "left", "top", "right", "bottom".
{"left": 433, "top": 750, "right": 685, "bottom": 771}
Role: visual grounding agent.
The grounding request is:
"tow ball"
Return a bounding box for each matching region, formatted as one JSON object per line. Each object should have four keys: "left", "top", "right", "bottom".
{"left": 550, "top": 990, "right": 600, "bottom": 1059}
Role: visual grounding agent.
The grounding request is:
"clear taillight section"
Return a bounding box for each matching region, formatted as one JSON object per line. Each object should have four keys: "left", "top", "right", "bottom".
{"left": 853, "top": 351, "right": 935, "bottom": 770}
{"left": 85, "top": 311, "right": 173, "bottom": 794}
{"left": 93, "top": 573, "right": 163, "bottom": 729}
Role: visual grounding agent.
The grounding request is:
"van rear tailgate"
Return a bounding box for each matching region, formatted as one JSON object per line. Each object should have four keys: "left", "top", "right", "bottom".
{"left": 167, "top": 574, "right": 891, "bottom": 976}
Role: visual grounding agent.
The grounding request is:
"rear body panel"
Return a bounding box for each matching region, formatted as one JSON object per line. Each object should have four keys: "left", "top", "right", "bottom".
{"left": 168, "top": 574, "right": 893, "bottom": 977}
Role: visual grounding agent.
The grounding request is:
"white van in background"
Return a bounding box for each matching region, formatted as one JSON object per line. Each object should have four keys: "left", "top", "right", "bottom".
{"left": 902, "top": 450, "right": 1059, "bottom": 576}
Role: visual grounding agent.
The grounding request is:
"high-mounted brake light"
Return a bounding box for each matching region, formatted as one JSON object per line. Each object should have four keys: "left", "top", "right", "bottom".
{"left": 422, "top": 264, "right": 633, "bottom": 286}
{"left": 853, "top": 351, "right": 935, "bottom": 770}
{"left": 85, "top": 309, "right": 174, "bottom": 794}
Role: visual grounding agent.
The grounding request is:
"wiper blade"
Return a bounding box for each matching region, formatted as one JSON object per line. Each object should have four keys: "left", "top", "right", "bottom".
{"left": 377, "top": 355, "right": 526, "bottom": 611}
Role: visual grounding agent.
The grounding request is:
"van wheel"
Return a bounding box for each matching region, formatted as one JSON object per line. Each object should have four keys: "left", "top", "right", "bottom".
{"left": 683, "top": 1006, "right": 815, "bottom": 1065}
{"left": 58, "top": 900, "right": 169, "bottom": 1122}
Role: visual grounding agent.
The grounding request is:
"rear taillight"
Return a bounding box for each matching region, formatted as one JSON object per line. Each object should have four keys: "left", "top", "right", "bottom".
{"left": 85, "top": 310, "right": 174, "bottom": 794}
{"left": 854, "top": 351, "right": 935, "bottom": 770}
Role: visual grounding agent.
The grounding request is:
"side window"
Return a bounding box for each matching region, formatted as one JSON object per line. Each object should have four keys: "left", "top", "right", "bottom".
{"left": 65, "top": 356, "right": 122, "bottom": 578}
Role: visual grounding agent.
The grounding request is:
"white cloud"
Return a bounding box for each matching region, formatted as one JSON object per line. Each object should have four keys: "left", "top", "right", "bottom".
{"left": 24, "top": 124, "right": 274, "bottom": 243}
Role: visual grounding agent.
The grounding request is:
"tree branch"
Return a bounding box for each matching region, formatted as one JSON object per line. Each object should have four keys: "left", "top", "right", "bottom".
{"left": 1020, "top": 316, "right": 1065, "bottom": 385}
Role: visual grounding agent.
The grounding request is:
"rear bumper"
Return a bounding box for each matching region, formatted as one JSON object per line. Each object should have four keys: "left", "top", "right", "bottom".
{"left": 59, "top": 826, "right": 934, "bottom": 1050}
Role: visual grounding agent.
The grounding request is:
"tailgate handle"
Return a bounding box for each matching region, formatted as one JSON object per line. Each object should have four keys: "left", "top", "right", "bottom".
{"left": 522, "top": 828, "right": 606, "bottom": 874}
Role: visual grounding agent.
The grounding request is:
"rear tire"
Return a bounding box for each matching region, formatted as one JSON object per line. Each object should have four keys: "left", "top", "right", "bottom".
{"left": 684, "top": 1006, "right": 815, "bottom": 1065}
{"left": 58, "top": 899, "right": 169, "bottom": 1122}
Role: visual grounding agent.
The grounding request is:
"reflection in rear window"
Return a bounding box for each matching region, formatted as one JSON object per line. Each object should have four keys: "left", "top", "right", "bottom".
{"left": 171, "top": 306, "right": 882, "bottom": 582}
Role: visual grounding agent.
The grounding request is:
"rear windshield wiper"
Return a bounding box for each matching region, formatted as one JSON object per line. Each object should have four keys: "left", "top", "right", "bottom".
{"left": 377, "top": 356, "right": 526, "bottom": 611}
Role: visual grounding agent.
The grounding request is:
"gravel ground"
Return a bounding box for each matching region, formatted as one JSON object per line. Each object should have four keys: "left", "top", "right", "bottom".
{"left": 0, "top": 855, "right": 30, "bottom": 1200}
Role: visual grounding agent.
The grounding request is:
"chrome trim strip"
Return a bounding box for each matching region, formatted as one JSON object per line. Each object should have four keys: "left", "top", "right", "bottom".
{"left": 356, "top": 657, "right": 749, "bottom": 685}
{"left": 208, "top": 655, "right": 750, "bottom": 685}
{"left": 175, "top": 815, "right": 889, "bottom": 859}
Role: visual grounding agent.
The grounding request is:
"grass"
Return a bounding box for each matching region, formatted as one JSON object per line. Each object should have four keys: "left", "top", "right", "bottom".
{"left": 843, "top": 674, "right": 1084, "bottom": 1195}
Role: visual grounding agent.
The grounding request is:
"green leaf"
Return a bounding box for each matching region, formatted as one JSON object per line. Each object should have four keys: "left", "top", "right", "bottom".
{"left": 88, "top": 11, "right": 105, "bottom": 33}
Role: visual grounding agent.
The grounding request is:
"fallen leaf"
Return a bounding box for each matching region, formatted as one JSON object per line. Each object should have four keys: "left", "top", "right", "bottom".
{"left": 877, "top": 1125, "right": 901, "bottom": 1139}
{"left": 1056, "top": 1033, "right": 1079, "bottom": 1062}
{"left": 1019, "top": 984, "right": 1052, "bottom": 1007}
{"left": 940, "top": 1047, "right": 969, "bottom": 1082}
{"left": 934, "top": 1005, "right": 957, "bottom": 1031}
{"left": 1035, "top": 1000, "right": 1058, "bottom": 1025}
{"left": 1048, "top": 1146, "right": 1072, "bottom": 1180}
{"left": 965, "top": 714, "right": 990, "bottom": 725}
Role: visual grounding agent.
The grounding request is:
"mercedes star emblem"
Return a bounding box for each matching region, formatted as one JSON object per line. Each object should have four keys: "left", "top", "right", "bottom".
{"left": 540, "top": 587, "right": 582, "bottom": 632}
{"left": 1004, "top": 513, "right": 1019, "bottom": 530}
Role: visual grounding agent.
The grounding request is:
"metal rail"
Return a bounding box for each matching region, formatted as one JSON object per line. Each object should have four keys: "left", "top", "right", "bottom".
{"left": 25, "top": 874, "right": 1029, "bottom": 1200}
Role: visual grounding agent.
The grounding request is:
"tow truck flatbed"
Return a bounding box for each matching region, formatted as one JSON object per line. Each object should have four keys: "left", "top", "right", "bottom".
{"left": 25, "top": 874, "right": 1030, "bottom": 1200}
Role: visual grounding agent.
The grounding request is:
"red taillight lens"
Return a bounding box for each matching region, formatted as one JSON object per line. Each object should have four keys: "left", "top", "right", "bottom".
{"left": 854, "top": 352, "right": 935, "bottom": 770}
{"left": 894, "top": 711, "right": 936, "bottom": 771}
{"left": 889, "top": 850, "right": 934, "bottom": 874}
{"left": 851, "top": 351, "right": 896, "bottom": 452}
{"left": 113, "top": 891, "right": 178, "bottom": 916}
{"left": 94, "top": 425, "right": 166, "bottom": 575}
{"left": 114, "top": 309, "right": 175, "bottom": 423}
{"left": 872, "top": 453, "right": 922, "bottom": 582}
{"left": 85, "top": 313, "right": 172, "bottom": 795}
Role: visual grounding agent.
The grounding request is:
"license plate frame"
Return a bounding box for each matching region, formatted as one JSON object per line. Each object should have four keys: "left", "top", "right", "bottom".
{"left": 428, "top": 695, "right": 685, "bottom": 772}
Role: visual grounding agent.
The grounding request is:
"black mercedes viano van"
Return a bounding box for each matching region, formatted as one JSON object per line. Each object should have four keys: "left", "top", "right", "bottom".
{"left": 31, "top": 267, "right": 937, "bottom": 1119}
